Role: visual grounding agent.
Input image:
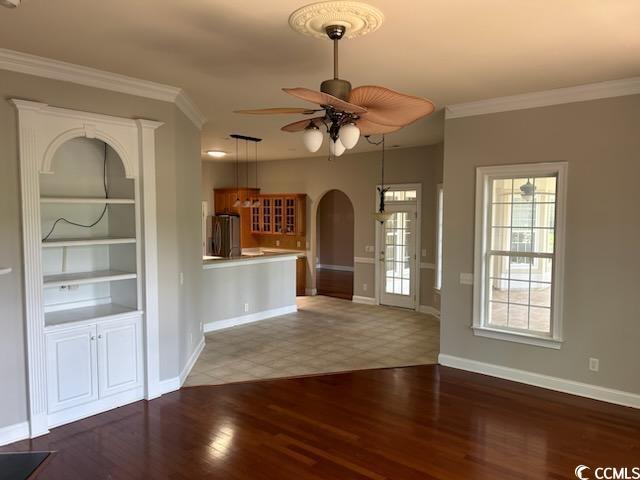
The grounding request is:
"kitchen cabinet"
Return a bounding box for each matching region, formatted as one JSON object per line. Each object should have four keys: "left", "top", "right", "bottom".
{"left": 214, "top": 188, "right": 260, "bottom": 248}
{"left": 296, "top": 257, "right": 306, "bottom": 296}
{"left": 248, "top": 193, "right": 306, "bottom": 236}
{"left": 46, "top": 315, "right": 143, "bottom": 415}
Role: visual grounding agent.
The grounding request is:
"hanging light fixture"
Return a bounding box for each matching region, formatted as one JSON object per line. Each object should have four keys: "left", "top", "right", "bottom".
{"left": 252, "top": 141, "right": 261, "bottom": 208}
{"left": 242, "top": 141, "right": 252, "bottom": 207}
{"left": 232, "top": 136, "right": 241, "bottom": 208}
{"left": 230, "top": 134, "right": 263, "bottom": 208}
{"left": 519, "top": 179, "right": 536, "bottom": 201}
{"left": 368, "top": 135, "right": 393, "bottom": 223}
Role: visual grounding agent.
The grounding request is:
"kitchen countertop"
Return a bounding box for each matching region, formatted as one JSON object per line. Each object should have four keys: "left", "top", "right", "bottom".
{"left": 202, "top": 248, "right": 306, "bottom": 269}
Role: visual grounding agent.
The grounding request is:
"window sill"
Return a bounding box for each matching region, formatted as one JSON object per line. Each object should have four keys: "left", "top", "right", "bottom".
{"left": 472, "top": 326, "right": 563, "bottom": 349}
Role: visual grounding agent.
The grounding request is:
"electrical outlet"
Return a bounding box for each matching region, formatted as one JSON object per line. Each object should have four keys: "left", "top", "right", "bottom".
{"left": 276, "top": 240, "right": 280, "bottom": 247}
{"left": 200, "top": 322, "right": 203, "bottom": 333}
{"left": 179, "top": 272, "right": 184, "bottom": 285}
{"left": 59, "top": 284, "right": 80, "bottom": 292}
{"left": 297, "top": 241, "right": 301, "bottom": 248}
{"left": 589, "top": 357, "right": 599, "bottom": 372}
{"left": 363, "top": 283, "right": 368, "bottom": 292}
{"left": 244, "top": 303, "right": 249, "bottom": 313}
{"left": 190, "top": 332, "right": 193, "bottom": 347}
{"left": 422, "top": 249, "right": 427, "bottom": 257}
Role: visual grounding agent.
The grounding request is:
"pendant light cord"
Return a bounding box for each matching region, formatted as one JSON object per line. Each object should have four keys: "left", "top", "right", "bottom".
{"left": 245, "top": 140, "right": 249, "bottom": 200}
{"left": 235, "top": 137, "right": 239, "bottom": 200}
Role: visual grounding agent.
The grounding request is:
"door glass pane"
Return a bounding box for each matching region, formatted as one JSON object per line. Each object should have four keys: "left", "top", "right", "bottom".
{"left": 383, "top": 211, "right": 413, "bottom": 297}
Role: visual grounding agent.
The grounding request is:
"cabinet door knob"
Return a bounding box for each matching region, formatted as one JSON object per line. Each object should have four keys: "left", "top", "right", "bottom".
{"left": 91, "top": 335, "right": 96, "bottom": 341}
{"left": 98, "top": 334, "right": 103, "bottom": 339}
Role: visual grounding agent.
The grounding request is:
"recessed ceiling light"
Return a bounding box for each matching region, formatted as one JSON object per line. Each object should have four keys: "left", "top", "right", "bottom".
{"left": 206, "top": 150, "right": 226, "bottom": 158}
{"left": 0, "top": 0, "right": 20, "bottom": 8}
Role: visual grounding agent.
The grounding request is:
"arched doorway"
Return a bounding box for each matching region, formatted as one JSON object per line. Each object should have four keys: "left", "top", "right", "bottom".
{"left": 315, "top": 189, "right": 354, "bottom": 300}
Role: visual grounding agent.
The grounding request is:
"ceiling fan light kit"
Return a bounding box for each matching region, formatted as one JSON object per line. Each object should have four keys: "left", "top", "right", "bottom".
{"left": 235, "top": 1, "right": 435, "bottom": 157}
{"left": 0, "top": 0, "right": 20, "bottom": 8}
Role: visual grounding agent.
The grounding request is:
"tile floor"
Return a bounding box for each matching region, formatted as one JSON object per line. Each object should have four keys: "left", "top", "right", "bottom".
{"left": 185, "top": 295, "right": 440, "bottom": 386}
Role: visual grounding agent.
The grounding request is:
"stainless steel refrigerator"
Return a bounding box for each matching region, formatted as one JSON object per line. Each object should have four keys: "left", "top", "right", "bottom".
{"left": 211, "top": 215, "right": 241, "bottom": 257}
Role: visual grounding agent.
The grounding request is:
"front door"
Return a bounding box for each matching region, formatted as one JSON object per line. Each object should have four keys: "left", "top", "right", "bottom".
{"left": 379, "top": 205, "right": 417, "bottom": 309}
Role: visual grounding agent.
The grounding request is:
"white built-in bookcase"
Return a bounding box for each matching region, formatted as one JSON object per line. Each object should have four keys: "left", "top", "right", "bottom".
{"left": 13, "top": 100, "right": 163, "bottom": 438}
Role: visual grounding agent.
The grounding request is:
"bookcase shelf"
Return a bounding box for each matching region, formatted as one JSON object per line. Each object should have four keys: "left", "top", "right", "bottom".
{"left": 42, "top": 237, "right": 137, "bottom": 248}
{"left": 43, "top": 270, "right": 137, "bottom": 288}
{"left": 40, "top": 197, "right": 135, "bottom": 205}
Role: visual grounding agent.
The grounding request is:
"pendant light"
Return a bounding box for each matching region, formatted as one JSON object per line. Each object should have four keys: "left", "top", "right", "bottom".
{"left": 519, "top": 179, "right": 535, "bottom": 201}
{"left": 230, "top": 134, "right": 263, "bottom": 208}
{"left": 371, "top": 135, "right": 392, "bottom": 223}
{"left": 233, "top": 136, "right": 241, "bottom": 208}
{"left": 252, "top": 141, "right": 261, "bottom": 208}
{"left": 242, "top": 141, "right": 252, "bottom": 207}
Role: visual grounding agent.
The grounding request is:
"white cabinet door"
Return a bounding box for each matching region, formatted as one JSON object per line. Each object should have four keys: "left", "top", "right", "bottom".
{"left": 97, "top": 316, "right": 142, "bottom": 398}
{"left": 46, "top": 325, "right": 98, "bottom": 413}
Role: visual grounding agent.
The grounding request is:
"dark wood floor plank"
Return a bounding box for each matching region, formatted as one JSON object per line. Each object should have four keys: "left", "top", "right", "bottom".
{"left": 2, "top": 365, "right": 639, "bottom": 479}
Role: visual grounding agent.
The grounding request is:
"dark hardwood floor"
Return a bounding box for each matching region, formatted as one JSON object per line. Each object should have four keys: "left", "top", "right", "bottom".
{"left": 3, "top": 365, "right": 639, "bottom": 479}
{"left": 316, "top": 268, "right": 353, "bottom": 300}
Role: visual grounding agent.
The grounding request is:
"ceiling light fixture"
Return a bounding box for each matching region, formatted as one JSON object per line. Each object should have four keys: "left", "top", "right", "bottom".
{"left": 519, "top": 179, "right": 536, "bottom": 201}
{"left": 234, "top": 1, "right": 435, "bottom": 159}
{"left": 230, "top": 134, "right": 263, "bottom": 208}
{"left": 367, "top": 135, "right": 393, "bottom": 223}
{"left": 0, "top": 0, "right": 20, "bottom": 8}
{"left": 206, "top": 150, "right": 226, "bottom": 158}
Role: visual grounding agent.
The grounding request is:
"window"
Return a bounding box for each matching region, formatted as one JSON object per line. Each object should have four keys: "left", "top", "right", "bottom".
{"left": 435, "top": 184, "right": 443, "bottom": 291}
{"left": 385, "top": 189, "right": 417, "bottom": 202}
{"left": 473, "top": 163, "right": 567, "bottom": 349}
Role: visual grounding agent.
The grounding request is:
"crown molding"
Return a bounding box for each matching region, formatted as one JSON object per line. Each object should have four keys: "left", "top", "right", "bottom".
{"left": 445, "top": 76, "right": 640, "bottom": 119}
{"left": 0, "top": 48, "right": 206, "bottom": 129}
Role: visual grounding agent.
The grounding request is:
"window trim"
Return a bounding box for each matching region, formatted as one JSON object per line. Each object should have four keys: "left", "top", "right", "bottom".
{"left": 472, "top": 162, "right": 568, "bottom": 349}
{"left": 434, "top": 183, "right": 443, "bottom": 292}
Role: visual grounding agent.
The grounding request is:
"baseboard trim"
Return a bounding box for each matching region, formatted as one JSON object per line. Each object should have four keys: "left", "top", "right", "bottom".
{"left": 0, "top": 421, "right": 29, "bottom": 447}
{"left": 204, "top": 305, "right": 297, "bottom": 333}
{"left": 438, "top": 354, "right": 640, "bottom": 409}
{"left": 418, "top": 305, "right": 440, "bottom": 319}
{"left": 156, "top": 377, "right": 181, "bottom": 396}
{"left": 316, "top": 264, "right": 354, "bottom": 272}
{"left": 179, "top": 337, "right": 205, "bottom": 386}
{"left": 352, "top": 295, "right": 377, "bottom": 305}
{"left": 48, "top": 387, "right": 144, "bottom": 429}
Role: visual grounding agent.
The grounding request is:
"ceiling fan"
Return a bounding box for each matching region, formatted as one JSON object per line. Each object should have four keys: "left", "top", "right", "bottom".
{"left": 234, "top": 1, "right": 435, "bottom": 157}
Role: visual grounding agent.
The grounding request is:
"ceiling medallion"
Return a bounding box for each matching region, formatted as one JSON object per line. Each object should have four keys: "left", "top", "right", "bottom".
{"left": 288, "top": 1, "right": 384, "bottom": 40}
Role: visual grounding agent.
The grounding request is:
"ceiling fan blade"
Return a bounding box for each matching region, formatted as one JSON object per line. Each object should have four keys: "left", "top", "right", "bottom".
{"left": 356, "top": 118, "right": 402, "bottom": 136}
{"left": 349, "top": 86, "right": 435, "bottom": 127}
{"left": 283, "top": 87, "right": 367, "bottom": 114}
{"left": 281, "top": 117, "right": 325, "bottom": 133}
{"left": 234, "top": 107, "right": 320, "bottom": 115}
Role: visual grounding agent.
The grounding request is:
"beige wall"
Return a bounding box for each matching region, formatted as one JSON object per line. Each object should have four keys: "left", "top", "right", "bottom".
{"left": 441, "top": 94, "right": 640, "bottom": 394}
{"left": 317, "top": 190, "right": 354, "bottom": 268}
{"left": 0, "top": 69, "right": 202, "bottom": 429}
{"left": 201, "top": 161, "right": 237, "bottom": 215}
{"left": 208, "top": 144, "right": 443, "bottom": 304}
